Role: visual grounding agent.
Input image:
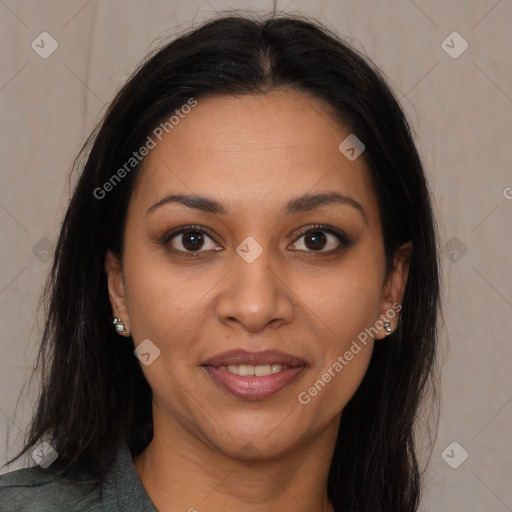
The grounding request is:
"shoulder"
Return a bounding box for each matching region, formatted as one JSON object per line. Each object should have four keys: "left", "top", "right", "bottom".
{"left": 0, "top": 465, "right": 103, "bottom": 512}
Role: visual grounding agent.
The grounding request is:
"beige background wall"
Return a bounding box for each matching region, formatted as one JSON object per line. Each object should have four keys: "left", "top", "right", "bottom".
{"left": 1, "top": 1, "right": 511, "bottom": 510}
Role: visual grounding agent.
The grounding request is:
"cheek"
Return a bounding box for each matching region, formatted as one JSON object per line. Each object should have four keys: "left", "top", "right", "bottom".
{"left": 307, "top": 276, "right": 379, "bottom": 371}
{"left": 121, "top": 251, "right": 229, "bottom": 398}
{"left": 296, "top": 288, "right": 378, "bottom": 423}
{"left": 122, "top": 256, "right": 208, "bottom": 396}
{"left": 294, "top": 251, "right": 383, "bottom": 338}
{"left": 124, "top": 269, "right": 172, "bottom": 340}
{"left": 122, "top": 239, "right": 208, "bottom": 339}
{"left": 299, "top": 346, "right": 373, "bottom": 429}
{"left": 292, "top": 252, "right": 382, "bottom": 412}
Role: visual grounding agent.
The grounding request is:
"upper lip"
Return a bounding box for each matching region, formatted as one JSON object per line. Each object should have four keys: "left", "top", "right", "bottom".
{"left": 203, "top": 349, "right": 306, "bottom": 367}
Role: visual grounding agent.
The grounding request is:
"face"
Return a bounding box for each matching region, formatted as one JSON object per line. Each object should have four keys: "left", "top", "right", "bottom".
{"left": 106, "top": 90, "right": 411, "bottom": 459}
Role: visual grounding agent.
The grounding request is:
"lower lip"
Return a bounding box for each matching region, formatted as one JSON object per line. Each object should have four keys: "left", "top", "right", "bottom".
{"left": 203, "top": 365, "right": 306, "bottom": 400}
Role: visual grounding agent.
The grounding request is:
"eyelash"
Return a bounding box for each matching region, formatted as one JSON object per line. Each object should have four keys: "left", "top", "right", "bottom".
{"left": 158, "top": 224, "right": 351, "bottom": 257}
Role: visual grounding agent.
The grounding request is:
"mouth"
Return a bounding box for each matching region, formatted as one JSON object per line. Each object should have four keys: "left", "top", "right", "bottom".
{"left": 202, "top": 349, "right": 307, "bottom": 400}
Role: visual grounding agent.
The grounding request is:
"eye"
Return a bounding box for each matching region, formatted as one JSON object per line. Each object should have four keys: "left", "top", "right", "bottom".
{"left": 160, "top": 223, "right": 350, "bottom": 256}
{"left": 165, "top": 225, "right": 221, "bottom": 255}
{"left": 290, "top": 225, "right": 350, "bottom": 253}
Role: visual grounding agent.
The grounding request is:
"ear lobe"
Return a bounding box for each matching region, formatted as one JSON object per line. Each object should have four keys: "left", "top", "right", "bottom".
{"left": 104, "top": 250, "right": 131, "bottom": 335}
{"left": 375, "top": 241, "right": 412, "bottom": 340}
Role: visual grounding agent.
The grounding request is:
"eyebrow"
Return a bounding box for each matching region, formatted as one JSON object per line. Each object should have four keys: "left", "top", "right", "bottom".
{"left": 146, "top": 191, "right": 367, "bottom": 223}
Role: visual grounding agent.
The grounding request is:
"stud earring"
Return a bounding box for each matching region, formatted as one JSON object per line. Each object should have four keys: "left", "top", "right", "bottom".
{"left": 383, "top": 322, "right": 392, "bottom": 335}
{"left": 112, "top": 317, "right": 129, "bottom": 334}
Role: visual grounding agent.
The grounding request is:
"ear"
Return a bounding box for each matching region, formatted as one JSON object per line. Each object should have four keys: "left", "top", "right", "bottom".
{"left": 375, "top": 241, "right": 412, "bottom": 340}
{"left": 105, "top": 250, "right": 131, "bottom": 336}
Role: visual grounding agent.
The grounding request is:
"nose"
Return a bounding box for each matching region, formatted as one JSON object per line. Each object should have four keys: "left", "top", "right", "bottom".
{"left": 215, "top": 242, "right": 295, "bottom": 333}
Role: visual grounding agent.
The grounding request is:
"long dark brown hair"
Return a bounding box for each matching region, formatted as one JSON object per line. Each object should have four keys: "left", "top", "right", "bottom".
{"left": 5, "top": 12, "right": 441, "bottom": 511}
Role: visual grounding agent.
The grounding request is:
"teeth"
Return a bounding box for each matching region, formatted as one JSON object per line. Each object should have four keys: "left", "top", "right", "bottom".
{"left": 271, "top": 364, "right": 282, "bottom": 374}
{"left": 217, "top": 364, "right": 285, "bottom": 376}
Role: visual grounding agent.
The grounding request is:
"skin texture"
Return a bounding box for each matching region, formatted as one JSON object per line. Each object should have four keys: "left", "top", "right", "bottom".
{"left": 105, "top": 90, "right": 411, "bottom": 512}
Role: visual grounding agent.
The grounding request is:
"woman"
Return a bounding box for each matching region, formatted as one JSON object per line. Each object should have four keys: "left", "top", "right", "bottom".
{"left": 0, "top": 12, "right": 440, "bottom": 512}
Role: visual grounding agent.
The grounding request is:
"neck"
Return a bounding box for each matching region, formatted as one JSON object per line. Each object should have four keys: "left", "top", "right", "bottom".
{"left": 133, "top": 411, "right": 338, "bottom": 512}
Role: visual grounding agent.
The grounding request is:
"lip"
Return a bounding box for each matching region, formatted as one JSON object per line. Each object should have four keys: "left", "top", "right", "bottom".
{"left": 202, "top": 349, "right": 306, "bottom": 367}
{"left": 202, "top": 349, "right": 307, "bottom": 400}
{"left": 203, "top": 365, "right": 306, "bottom": 400}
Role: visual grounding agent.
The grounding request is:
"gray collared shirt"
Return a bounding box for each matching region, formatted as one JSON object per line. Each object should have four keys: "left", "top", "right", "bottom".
{"left": 0, "top": 443, "right": 158, "bottom": 511}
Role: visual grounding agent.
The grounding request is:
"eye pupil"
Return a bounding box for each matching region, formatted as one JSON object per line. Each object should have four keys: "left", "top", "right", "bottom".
{"left": 305, "top": 231, "right": 327, "bottom": 250}
{"left": 182, "top": 231, "right": 204, "bottom": 251}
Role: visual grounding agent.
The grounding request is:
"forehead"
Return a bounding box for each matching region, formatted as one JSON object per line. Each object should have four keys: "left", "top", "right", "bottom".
{"left": 131, "top": 90, "right": 378, "bottom": 221}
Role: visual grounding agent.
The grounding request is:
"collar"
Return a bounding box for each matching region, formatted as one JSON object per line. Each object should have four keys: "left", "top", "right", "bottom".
{"left": 102, "top": 443, "right": 158, "bottom": 511}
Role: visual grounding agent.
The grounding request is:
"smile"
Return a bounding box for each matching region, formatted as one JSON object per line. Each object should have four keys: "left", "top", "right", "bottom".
{"left": 202, "top": 349, "right": 307, "bottom": 400}
{"left": 217, "top": 364, "right": 286, "bottom": 376}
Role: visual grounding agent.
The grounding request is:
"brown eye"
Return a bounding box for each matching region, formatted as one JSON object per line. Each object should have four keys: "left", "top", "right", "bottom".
{"left": 303, "top": 231, "right": 328, "bottom": 250}
{"left": 165, "top": 226, "right": 221, "bottom": 254}
{"left": 175, "top": 231, "right": 208, "bottom": 251}
{"left": 290, "top": 225, "right": 350, "bottom": 253}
